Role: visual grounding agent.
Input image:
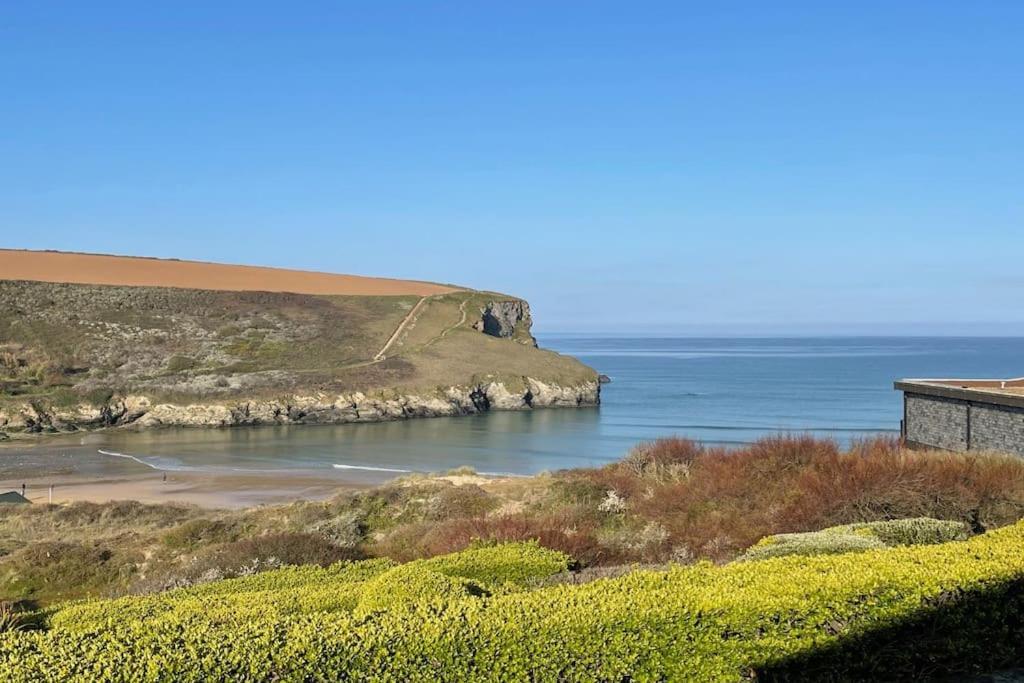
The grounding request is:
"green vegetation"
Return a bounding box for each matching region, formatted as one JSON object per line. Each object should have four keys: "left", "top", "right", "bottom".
{"left": 162, "top": 355, "right": 196, "bottom": 374}
{"left": 351, "top": 563, "right": 489, "bottom": 618}
{"left": 2, "top": 436, "right": 1023, "bottom": 609}
{"left": 0, "top": 438, "right": 1022, "bottom": 678}
{"left": 417, "top": 540, "right": 570, "bottom": 586}
{"left": 2, "top": 526, "right": 1024, "bottom": 680}
{"left": 738, "top": 517, "right": 970, "bottom": 561}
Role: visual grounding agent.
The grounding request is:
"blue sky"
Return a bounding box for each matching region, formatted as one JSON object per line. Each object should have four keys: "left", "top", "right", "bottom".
{"left": 2, "top": 2, "right": 1022, "bottom": 334}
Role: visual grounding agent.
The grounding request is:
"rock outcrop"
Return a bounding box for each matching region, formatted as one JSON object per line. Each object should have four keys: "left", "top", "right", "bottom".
{"left": 473, "top": 301, "right": 536, "bottom": 346}
{"left": 0, "top": 378, "right": 600, "bottom": 433}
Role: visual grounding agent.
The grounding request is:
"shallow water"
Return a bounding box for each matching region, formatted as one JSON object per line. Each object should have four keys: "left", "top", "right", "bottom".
{"left": 2, "top": 336, "right": 1021, "bottom": 483}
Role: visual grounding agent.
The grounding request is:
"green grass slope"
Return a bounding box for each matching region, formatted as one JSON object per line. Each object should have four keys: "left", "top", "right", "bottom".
{"left": 2, "top": 525, "right": 1024, "bottom": 681}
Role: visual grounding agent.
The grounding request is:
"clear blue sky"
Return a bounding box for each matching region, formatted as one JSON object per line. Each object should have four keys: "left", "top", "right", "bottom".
{"left": 2, "top": 2, "right": 1022, "bottom": 334}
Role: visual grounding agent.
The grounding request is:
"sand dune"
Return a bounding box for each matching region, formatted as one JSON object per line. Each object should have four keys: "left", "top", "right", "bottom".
{"left": 0, "top": 249, "right": 458, "bottom": 296}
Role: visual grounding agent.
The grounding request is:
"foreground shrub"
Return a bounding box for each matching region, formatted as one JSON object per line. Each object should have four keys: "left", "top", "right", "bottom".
{"left": 50, "top": 559, "right": 397, "bottom": 633}
{"left": 353, "top": 564, "right": 486, "bottom": 618}
{"left": 419, "top": 541, "right": 569, "bottom": 586}
{"left": 738, "top": 529, "right": 886, "bottom": 561}
{"left": 844, "top": 517, "right": 970, "bottom": 546}
{"left": 5, "top": 525, "right": 1024, "bottom": 680}
{"left": 739, "top": 517, "right": 971, "bottom": 562}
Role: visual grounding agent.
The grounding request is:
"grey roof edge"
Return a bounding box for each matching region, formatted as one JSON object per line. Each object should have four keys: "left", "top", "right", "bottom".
{"left": 895, "top": 379, "right": 1024, "bottom": 410}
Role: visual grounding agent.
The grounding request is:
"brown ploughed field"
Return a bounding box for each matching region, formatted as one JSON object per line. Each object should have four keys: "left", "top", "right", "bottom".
{"left": 0, "top": 249, "right": 458, "bottom": 296}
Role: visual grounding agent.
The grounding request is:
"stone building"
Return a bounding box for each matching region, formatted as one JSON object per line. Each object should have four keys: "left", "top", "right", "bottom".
{"left": 895, "top": 377, "right": 1024, "bottom": 456}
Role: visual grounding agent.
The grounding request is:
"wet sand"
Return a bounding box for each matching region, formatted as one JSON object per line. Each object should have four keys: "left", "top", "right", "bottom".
{"left": 0, "top": 471, "right": 371, "bottom": 509}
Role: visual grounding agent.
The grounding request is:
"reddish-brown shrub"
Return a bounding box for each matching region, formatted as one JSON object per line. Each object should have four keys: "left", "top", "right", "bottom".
{"left": 373, "top": 507, "right": 621, "bottom": 567}
{"left": 368, "top": 436, "right": 1024, "bottom": 567}
{"left": 578, "top": 435, "right": 1024, "bottom": 562}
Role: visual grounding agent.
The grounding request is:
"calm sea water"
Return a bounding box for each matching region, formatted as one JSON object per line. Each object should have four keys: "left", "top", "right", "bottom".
{"left": 2, "top": 337, "right": 1021, "bottom": 482}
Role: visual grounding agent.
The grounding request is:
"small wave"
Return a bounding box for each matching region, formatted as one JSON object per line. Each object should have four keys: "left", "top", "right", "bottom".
{"left": 332, "top": 464, "right": 413, "bottom": 474}
{"left": 98, "top": 448, "right": 162, "bottom": 470}
{"left": 97, "top": 449, "right": 197, "bottom": 472}
{"left": 332, "top": 464, "right": 529, "bottom": 478}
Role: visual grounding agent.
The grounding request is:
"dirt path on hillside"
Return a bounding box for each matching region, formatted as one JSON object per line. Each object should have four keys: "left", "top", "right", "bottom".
{"left": 436, "top": 299, "right": 469, "bottom": 341}
{"left": 299, "top": 295, "right": 468, "bottom": 371}
{"left": 373, "top": 296, "right": 432, "bottom": 361}
{"left": 373, "top": 296, "right": 473, "bottom": 361}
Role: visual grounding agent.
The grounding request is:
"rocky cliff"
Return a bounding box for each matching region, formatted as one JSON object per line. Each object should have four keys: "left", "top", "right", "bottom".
{"left": 472, "top": 300, "right": 537, "bottom": 346}
{"left": 0, "top": 378, "right": 599, "bottom": 433}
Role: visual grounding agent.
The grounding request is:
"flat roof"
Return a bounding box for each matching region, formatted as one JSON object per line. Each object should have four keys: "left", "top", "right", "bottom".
{"left": 895, "top": 377, "right": 1024, "bottom": 409}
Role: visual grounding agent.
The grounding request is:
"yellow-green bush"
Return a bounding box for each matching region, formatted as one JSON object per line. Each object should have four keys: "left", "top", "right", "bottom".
{"left": 50, "top": 558, "right": 397, "bottom": 633}
{"left": 353, "top": 564, "right": 486, "bottom": 618}
{"left": 2, "top": 529, "right": 1024, "bottom": 681}
{"left": 418, "top": 539, "right": 570, "bottom": 586}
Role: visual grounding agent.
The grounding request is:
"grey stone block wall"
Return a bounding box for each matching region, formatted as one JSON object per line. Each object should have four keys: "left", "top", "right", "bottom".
{"left": 970, "top": 402, "right": 1024, "bottom": 454}
{"left": 905, "top": 394, "right": 969, "bottom": 451}
{"left": 904, "top": 392, "right": 1024, "bottom": 456}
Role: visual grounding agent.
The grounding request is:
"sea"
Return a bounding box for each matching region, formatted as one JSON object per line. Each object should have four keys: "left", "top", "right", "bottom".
{"left": 2, "top": 336, "right": 1021, "bottom": 483}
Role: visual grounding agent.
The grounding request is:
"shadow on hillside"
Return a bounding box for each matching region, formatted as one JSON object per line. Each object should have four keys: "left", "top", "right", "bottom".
{"left": 754, "top": 577, "right": 1024, "bottom": 682}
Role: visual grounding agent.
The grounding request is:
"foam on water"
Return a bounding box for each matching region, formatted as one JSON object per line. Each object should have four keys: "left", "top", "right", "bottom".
{"left": 332, "top": 464, "right": 412, "bottom": 474}
{"left": 97, "top": 449, "right": 198, "bottom": 472}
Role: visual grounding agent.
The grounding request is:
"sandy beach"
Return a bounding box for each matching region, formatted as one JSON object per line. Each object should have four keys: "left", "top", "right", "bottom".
{"left": 0, "top": 471, "right": 370, "bottom": 509}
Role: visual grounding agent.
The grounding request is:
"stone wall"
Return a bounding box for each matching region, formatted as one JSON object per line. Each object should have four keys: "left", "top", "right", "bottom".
{"left": 905, "top": 394, "right": 969, "bottom": 451}
{"left": 904, "top": 392, "right": 1024, "bottom": 456}
{"left": 970, "top": 402, "right": 1024, "bottom": 454}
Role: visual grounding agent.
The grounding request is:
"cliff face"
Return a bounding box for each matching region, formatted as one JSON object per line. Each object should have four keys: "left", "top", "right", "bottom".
{"left": 0, "top": 276, "right": 599, "bottom": 437}
{"left": 0, "top": 378, "right": 600, "bottom": 433}
{"left": 472, "top": 301, "right": 537, "bottom": 346}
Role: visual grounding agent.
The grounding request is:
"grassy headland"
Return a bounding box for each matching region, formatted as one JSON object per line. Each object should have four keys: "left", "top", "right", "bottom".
{"left": 0, "top": 253, "right": 598, "bottom": 435}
